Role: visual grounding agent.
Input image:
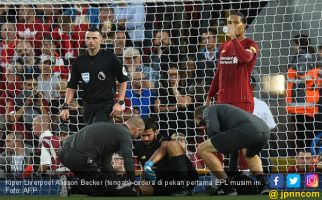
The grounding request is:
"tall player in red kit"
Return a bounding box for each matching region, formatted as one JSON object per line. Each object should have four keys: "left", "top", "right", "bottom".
{"left": 205, "top": 12, "right": 259, "bottom": 170}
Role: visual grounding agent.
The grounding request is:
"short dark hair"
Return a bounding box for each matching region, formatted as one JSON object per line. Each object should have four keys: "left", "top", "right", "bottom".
{"left": 195, "top": 105, "right": 208, "bottom": 118}
{"left": 207, "top": 28, "right": 217, "bottom": 36}
{"left": 143, "top": 118, "right": 158, "bottom": 131}
{"left": 87, "top": 27, "right": 102, "bottom": 35}
{"left": 319, "top": 44, "right": 322, "bottom": 50}
{"left": 42, "top": 34, "right": 53, "bottom": 41}
{"left": 42, "top": 59, "right": 53, "bottom": 65}
{"left": 58, "top": 15, "right": 72, "bottom": 24}
{"left": 200, "top": 28, "right": 217, "bottom": 37}
{"left": 153, "top": 29, "right": 170, "bottom": 38}
{"left": 229, "top": 11, "right": 247, "bottom": 24}
{"left": 22, "top": 74, "right": 36, "bottom": 81}
{"left": 292, "top": 34, "right": 310, "bottom": 47}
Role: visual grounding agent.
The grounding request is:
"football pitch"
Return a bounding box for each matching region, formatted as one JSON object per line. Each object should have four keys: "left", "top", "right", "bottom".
{"left": 0, "top": 195, "right": 271, "bottom": 200}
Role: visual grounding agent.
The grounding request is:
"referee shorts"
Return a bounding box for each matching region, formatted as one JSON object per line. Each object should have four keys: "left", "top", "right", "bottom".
{"left": 83, "top": 100, "right": 114, "bottom": 125}
{"left": 210, "top": 127, "right": 270, "bottom": 158}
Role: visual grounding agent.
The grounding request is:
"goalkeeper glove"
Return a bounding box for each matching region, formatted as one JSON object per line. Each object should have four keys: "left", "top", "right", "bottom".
{"left": 144, "top": 160, "right": 156, "bottom": 181}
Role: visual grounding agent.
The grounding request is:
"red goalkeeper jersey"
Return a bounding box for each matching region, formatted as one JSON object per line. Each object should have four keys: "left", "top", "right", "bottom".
{"left": 208, "top": 38, "right": 258, "bottom": 105}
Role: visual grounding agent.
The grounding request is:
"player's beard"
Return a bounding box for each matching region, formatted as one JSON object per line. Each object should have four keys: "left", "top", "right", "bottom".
{"left": 143, "top": 141, "right": 153, "bottom": 147}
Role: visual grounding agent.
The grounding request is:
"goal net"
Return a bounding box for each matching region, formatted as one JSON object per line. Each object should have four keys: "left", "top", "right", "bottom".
{"left": 0, "top": 0, "right": 321, "bottom": 195}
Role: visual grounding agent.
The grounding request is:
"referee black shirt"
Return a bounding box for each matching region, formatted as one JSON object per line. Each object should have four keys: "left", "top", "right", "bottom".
{"left": 67, "top": 49, "right": 128, "bottom": 104}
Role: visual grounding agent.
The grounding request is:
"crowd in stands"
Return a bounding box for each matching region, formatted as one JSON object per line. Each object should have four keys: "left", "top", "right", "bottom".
{"left": 0, "top": 3, "right": 212, "bottom": 177}
{"left": 0, "top": 2, "right": 321, "bottom": 177}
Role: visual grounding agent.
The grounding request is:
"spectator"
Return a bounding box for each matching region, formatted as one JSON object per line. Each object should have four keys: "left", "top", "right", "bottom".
{"left": 63, "top": 4, "right": 94, "bottom": 25}
{"left": 5, "top": 75, "right": 49, "bottom": 141}
{"left": 37, "top": 59, "right": 60, "bottom": 100}
{"left": 0, "top": 132, "right": 33, "bottom": 177}
{"left": 32, "top": 115, "right": 61, "bottom": 173}
{"left": 51, "top": 15, "right": 75, "bottom": 61}
{"left": 179, "top": 55, "right": 200, "bottom": 87}
{"left": 154, "top": 66, "right": 193, "bottom": 137}
{"left": 4, "top": 64, "right": 23, "bottom": 97}
{"left": 198, "top": 28, "right": 219, "bottom": 62}
{"left": 39, "top": 34, "right": 67, "bottom": 77}
{"left": 123, "top": 47, "right": 158, "bottom": 88}
{"left": 197, "top": 28, "right": 219, "bottom": 87}
{"left": 14, "top": 40, "right": 40, "bottom": 77}
{"left": 97, "top": 6, "right": 115, "bottom": 27}
{"left": 149, "top": 30, "right": 170, "bottom": 56}
{"left": 0, "top": 23, "right": 17, "bottom": 65}
{"left": 113, "top": 0, "right": 145, "bottom": 47}
{"left": 126, "top": 72, "right": 156, "bottom": 119}
{"left": 16, "top": 5, "right": 48, "bottom": 55}
{"left": 0, "top": 5, "right": 9, "bottom": 24}
{"left": 36, "top": 4, "right": 61, "bottom": 32}
{"left": 100, "top": 20, "right": 116, "bottom": 48}
{"left": 188, "top": 84, "right": 207, "bottom": 108}
{"left": 148, "top": 30, "right": 179, "bottom": 71}
{"left": 287, "top": 149, "right": 319, "bottom": 172}
{"left": 111, "top": 153, "right": 125, "bottom": 176}
{"left": 289, "top": 34, "right": 316, "bottom": 65}
{"left": 123, "top": 47, "right": 141, "bottom": 74}
{"left": 0, "top": 116, "right": 5, "bottom": 151}
{"left": 113, "top": 29, "right": 133, "bottom": 59}
{"left": 0, "top": 64, "right": 23, "bottom": 122}
{"left": 52, "top": 15, "right": 89, "bottom": 60}
{"left": 286, "top": 34, "right": 319, "bottom": 148}
{"left": 197, "top": 29, "right": 207, "bottom": 51}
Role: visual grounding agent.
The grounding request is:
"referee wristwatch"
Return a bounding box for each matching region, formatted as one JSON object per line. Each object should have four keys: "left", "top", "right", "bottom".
{"left": 118, "top": 100, "right": 125, "bottom": 106}
{"left": 62, "top": 103, "right": 69, "bottom": 110}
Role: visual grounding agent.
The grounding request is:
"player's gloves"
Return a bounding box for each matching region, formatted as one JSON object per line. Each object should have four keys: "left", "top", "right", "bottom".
{"left": 144, "top": 160, "right": 156, "bottom": 181}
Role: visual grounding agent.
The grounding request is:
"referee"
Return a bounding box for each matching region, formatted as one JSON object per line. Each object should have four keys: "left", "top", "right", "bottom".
{"left": 60, "top": 27, "right": 128, "bottom": 125}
